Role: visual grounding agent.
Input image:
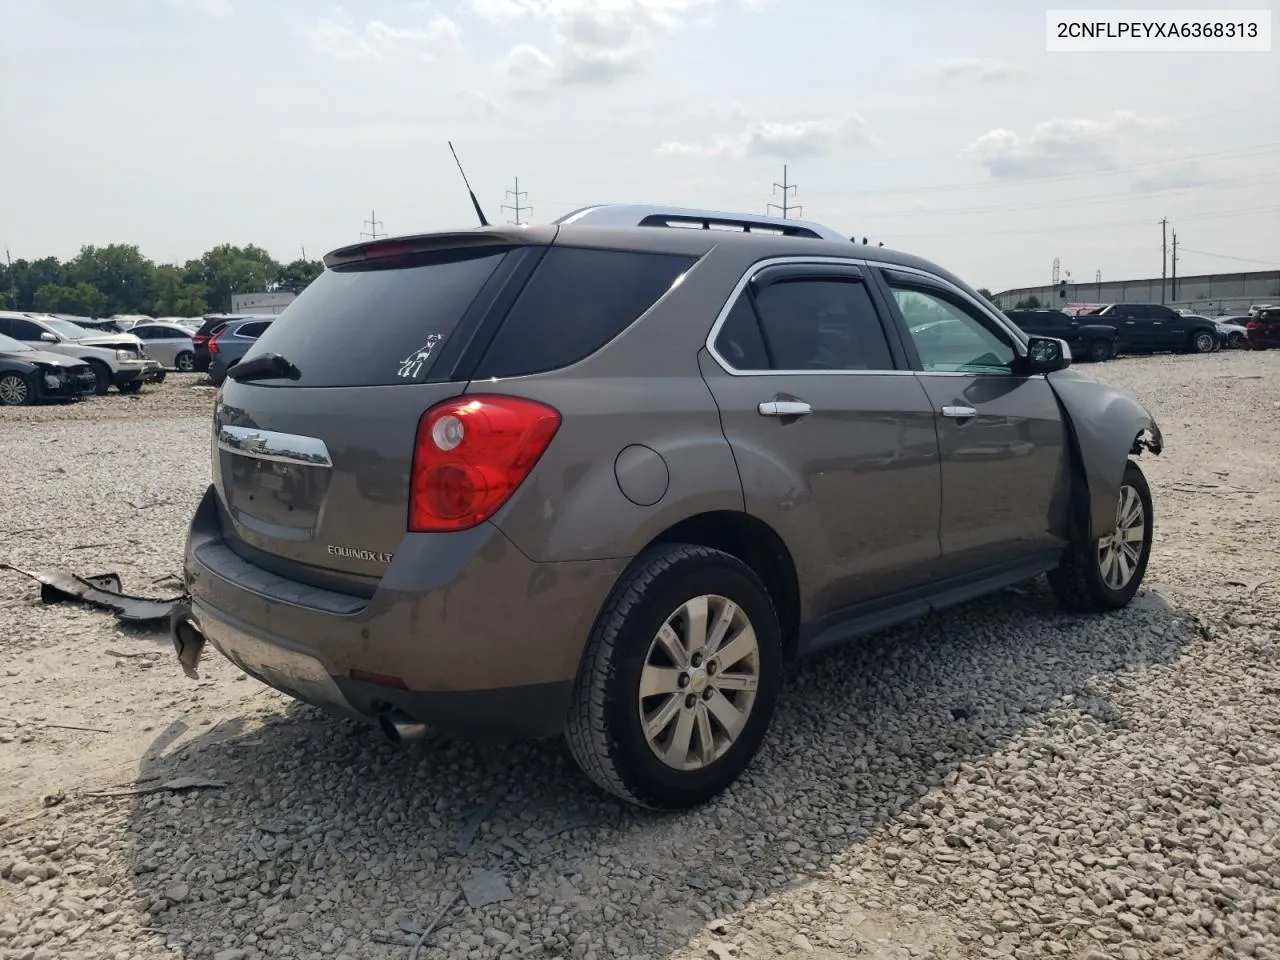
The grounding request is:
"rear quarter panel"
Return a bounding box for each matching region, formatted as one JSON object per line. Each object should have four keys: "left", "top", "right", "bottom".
{"left": 482, "top": 241, "right": 762, "bottom": 563}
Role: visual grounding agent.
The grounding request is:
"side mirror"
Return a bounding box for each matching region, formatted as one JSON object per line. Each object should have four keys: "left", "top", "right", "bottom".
{"left": 40, "top": 331, "right": 58, "bottom": 343}
{"left": 1023, "top": 335, "right": 1071, "bottom": 374}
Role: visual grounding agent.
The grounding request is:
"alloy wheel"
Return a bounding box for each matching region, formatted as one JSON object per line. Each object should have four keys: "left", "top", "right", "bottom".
{"left": 1097, "top": 484, "right": 1146, "bottom": 591}
{"left": 638, "top": 594, "right": 760, "bottom": 772}
{"left": 0, "top": 374, "right": 30, "bottom": 405}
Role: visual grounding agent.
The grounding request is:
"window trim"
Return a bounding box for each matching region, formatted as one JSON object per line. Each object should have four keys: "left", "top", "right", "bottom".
{"left": 705, "top": 256, "right": 914, "bottom": 377}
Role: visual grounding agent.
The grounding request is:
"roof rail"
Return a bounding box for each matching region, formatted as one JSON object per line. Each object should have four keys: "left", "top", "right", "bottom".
{"left": 553, "top": 204, "right": 849, "bottom": 242}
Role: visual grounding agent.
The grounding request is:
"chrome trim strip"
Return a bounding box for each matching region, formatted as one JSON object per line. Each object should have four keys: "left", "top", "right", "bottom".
{"left": 217, "top": 425, "right": 333, "bottom": 468}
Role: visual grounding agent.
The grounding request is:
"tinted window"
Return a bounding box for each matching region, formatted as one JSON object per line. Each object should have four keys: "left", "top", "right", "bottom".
{"left": 477, "top": 247, "right": 695, "bottom": 379}
{"left": 8, "top": 319, "right": 45, "bottom": 341}
{"left": 714, "top": 297, "right": 771, "bottom": 370}
{"left": 236, "top": 322, "right": 271, "bottom": 338}
{"left": 753, "top": 280, "right": 894, "bottom": 371}
{"left": 890, "top": 285, "right": 1015, "bottom": 374}
{"left": 132, "top": 326, "right": 155, "bottom": 340}
{"left": 243, "top": 249, "right": 508, "bottom": 387}
{"left": 1149, "top": 305, "right": 1180, "bottom": 320}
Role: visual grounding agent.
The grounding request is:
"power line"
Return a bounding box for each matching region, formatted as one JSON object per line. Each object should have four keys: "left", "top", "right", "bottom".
{"left": 502, "top": 177, "right": 530, "bottom": 226}
{"left": 360, "top": 210, "right": 385, "bottom": 241}
{"left": 1174, "top": 247, "right": 1280, "bottom": 267}
{"left": 768, "top": 165, "right": 800, "bottom": 219}
{"left": 878, "top": 204, "right": 1280, "bottom": 240}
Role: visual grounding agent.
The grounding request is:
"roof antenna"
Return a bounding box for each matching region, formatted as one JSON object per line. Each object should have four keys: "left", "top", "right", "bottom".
{"left": 448, "top": 141, "right": 490, "bottom": 228}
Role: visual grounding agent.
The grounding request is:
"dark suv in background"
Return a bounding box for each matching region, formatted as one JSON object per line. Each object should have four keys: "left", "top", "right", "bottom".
{"left": 173, "top": 204, "right": 1164, "bottom": 809}
{"left": 1084, "top": 303, "right": 1220, "bottom": 354}
{"left": 1004, "top": 308, "right": 1118, "bottom": 362}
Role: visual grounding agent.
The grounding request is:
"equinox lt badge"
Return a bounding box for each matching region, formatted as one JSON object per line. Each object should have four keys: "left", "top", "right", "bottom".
{"left": 327, "top": 544, "right": 394, "bottom": 563}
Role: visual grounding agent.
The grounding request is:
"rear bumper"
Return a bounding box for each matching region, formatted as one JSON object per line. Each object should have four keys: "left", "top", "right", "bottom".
{"left": 180, "top": 485, "right": 625, "bottom": 739}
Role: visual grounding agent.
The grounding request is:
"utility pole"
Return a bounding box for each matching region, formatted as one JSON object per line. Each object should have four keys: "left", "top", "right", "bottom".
{"left": 301, "top": 244, "right": 307, "bottom": 261}
{"left": 768, "top": 165, "right": 800, "bottom": 219}
{"left": 1160, "top": 217, "right": 1168, "bottom": 303}
{"left": 4, "top": 249, "right": 13, "bottom": 310}
{"left": 361, "top": 210, "right": 386, "bottom": 241}
{"left": 502, "top": 177, "right": 530, "bottom": 225}
{"left": 1171, "top": 230, "right": 1178, "bottom": 301}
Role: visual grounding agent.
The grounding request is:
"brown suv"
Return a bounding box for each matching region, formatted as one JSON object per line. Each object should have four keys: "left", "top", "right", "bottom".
{"left": 173, "top": 204, "right": 1164, "bottom": 808}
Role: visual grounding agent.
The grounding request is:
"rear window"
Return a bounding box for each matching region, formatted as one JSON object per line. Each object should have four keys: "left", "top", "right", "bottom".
{"left": 475, "top": 247, "right": 697, "bottom": 379}
{"left": 241, "top": 249, "right": 508, "bottom": 387}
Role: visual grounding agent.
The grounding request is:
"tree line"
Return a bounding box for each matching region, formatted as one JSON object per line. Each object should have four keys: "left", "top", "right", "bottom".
{"left": 0, "top": 244, "right": 325, "bottom": 318}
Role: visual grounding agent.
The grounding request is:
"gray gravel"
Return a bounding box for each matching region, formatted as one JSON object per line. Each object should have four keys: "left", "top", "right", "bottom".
{"left": 2, "top": 353, "right": 1278, "bottom": 960}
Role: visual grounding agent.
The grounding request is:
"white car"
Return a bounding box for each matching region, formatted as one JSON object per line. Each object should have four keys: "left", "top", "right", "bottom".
{"left": 1215, "top": 317, "right": 1250, "bottom": 349}
{"left": 0, "top": 313, "right": 163, "bottom": 395}
{"left": 130, "top": 322, "right": 197, "bottom": 371}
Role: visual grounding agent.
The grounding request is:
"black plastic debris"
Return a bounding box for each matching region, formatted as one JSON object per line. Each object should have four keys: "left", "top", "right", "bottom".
{"left": 1, "top": 564, "right": 184, "bottom": 625}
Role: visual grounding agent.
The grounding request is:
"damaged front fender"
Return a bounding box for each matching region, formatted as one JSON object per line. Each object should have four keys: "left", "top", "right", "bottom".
{"left": 1047, "top": 369, "right": 1163, "bottom": 541}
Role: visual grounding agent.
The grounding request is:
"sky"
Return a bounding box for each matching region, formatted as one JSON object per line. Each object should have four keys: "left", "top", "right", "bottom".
{"left": 1, "top": 0, "right": 1277, "bottom": 291}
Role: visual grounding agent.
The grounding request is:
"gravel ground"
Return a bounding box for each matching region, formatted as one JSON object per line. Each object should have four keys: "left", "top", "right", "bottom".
{"left": 1, "top": 354, "right": 1278, "bottom": 960}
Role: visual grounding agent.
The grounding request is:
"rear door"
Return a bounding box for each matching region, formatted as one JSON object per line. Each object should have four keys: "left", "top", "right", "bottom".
{"left": 211, "top": 242, "right": 543, "bottom": 592}
{"left": 876, "top": 267, "right": 1070, "bottom": 580}
{"left": 699, "top": 260, "right": 942, "bottom": 619}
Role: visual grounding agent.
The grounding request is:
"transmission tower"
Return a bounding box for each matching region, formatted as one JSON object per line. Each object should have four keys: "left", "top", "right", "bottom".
{"left": 767, "top": 165, "right": 801, "bottom": 219}
{"left": 1095, "top": 270, "right": 1102, "bottom": 283}
{"left": 1052, "top": 257, "right": 1061, "bottom": 284}
{"left": 361, "top": 210, "right": 385, "bottom": 241}
{"left": 502, "top": 178, "right": 530, "bottom": 225}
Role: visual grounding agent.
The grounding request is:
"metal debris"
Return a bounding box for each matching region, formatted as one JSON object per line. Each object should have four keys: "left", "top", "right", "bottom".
{"left": 460, "top": 870, "right": 513, "bottom": 909}
{"left": 1, "top": 564, "right": 183, "bottom": 625}
{"left": 82, "top": 777, "right": 227, "bottom": 799}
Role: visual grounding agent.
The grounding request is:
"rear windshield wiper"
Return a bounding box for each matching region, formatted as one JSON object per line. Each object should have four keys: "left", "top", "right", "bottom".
{"left": 227, "top": 353, "right": 301, "bottom": 383}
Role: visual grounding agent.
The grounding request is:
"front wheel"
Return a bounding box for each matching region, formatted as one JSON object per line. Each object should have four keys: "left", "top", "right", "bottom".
{"left": 0, "top": 372, "right": 35, "bottom": 406}
{"left": 175, "top": 351, "right": 195, "bottom": 372}
{"left": 1049, "top": 461, "right": 1153, "bottom": 614}
{"left": 565, "top": 544, "right": 782, "bottom": 809}
{"left": 1227, "top": 332, "right": 1246, "bottom": 350}
{"left": 118, "top": 381, "right": 143, "bottom": 395}
{"left": 1191, "top": 330, "right": 1216, "bottom": 354}
{"left": 86, "top": 360, "right": 111, "bottom": 396}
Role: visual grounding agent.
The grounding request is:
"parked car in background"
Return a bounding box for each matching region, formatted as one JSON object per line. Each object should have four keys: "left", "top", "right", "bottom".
{"left": 1246, "top": 307, "right": 1280, "bottom": 350}
{"left": 191, "top": 314, "right": 273, "bottom": 372}
{"left": 1084, "top": 304, "right": 1220, "bottom": 354}
{"left": 0, "top": 332, "right": 98, "bottom": 405}
{"left": 172, "top": 204, "right": 1166, "bottom": 809}
{"left": 1207, "top": 316, "right": 1250, "bottom": 349}
{"left": 1003, "top": 308, "right": 1118, "bottom": 361}
{"left": 108, "top": 315, "right": 153, "bottom": 330}
{"left": 0, "top": 312, "right": 161, "bottom": 395}
{"left": 206, "top": 317, "right": 273, "bottom": 385}
{"left": 131, "top": 322, "right": 197, "bottom": 371}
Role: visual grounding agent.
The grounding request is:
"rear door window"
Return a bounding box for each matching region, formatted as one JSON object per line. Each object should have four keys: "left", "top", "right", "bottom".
{"left": 236, "top": 322, "right": 271, "bottom": 338}
{"left": 475, "top": 247, "right": 696, "bottom": 378}
{"left": 241, "top": 249, "right": 510, "bottom": 387}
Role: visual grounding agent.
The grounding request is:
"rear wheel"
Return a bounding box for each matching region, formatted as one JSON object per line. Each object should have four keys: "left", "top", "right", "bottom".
{"left": 175, "top": 351, "right": 195, "bottom": 372}
{"left": 1191, "top": 330, "right": 1216, "bottom": 354}
{"left": 565, "top": 544, "right": 782, "bottom": 809}
{"left": 1087, "top": 339, "right": 1111, "bottom": 362}
{"left": 0, "top": 372, "right": 35, "bottom": 406}
{"left": 1049, "top": 461, "right": 1153, "bottom": 614}
{"left": 1227, "top": 332, "right": 1246, "bottom": 349}
{"left": 86, "top": 360, "right": 111, "bottom": 396}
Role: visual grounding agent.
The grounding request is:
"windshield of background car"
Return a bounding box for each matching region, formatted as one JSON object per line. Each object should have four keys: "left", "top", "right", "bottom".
{"left": 39, "top": 318, "right": 93, "bottom": 339}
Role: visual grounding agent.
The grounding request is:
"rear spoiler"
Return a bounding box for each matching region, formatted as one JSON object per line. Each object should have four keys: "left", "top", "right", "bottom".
{"left": 324, "top": 226, "right": 556, "bottom": 268}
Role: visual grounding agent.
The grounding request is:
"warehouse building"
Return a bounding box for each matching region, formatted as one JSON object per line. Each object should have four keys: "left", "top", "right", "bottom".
{"left": 993, "top": 269, "right": 1279, "bottom": 317}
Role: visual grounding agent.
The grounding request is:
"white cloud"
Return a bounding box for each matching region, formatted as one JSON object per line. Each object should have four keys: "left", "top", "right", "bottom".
{"left": 311, "top": 15, "right": 460, "bottom": 63}
{"left": 471, "top": 0, "right": 761, "bottom": 90}
{"left": 960, "top": 110, "right": 1167, "bottom": 178}
{"left": 932, "top": 57, "right": 1025, "bottom": 83}
{"left": 657, "top": 115, "right": 873, "bottom": 161}
{"left": 165, "top": 0, "right": 234, "bottom": 16}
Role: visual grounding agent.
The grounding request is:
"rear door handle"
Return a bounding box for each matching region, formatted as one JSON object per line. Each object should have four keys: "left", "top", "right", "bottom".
{"left": 941, "top": 405, "right": 977, "bottom": 419}
{"left": 758, "top": 400, "right": 812, "bottom": 418}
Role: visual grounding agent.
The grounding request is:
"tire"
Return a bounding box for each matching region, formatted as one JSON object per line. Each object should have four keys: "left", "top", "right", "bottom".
{"left": 86, "top": 360, "right": 111, "bottom": 396}
{"left": 119, "top": 381, "right": 143, "bottom": 394}
{"left": 1087, "top": 339, "right": 1111, "bottom": 363}
{"left": 565, "top": 543, "right": 783, "bottom": 809}
{"left": 1227, "top": 332, "right": 1246, "bottom": 350}
{"left": 1191, "top": 330, "right": 1216, "bottom": 354}
{"left": 175, "top": 351, "right": 195, "bottom": 372}
{"left": 0, "top": 372, "right": 35, "bottom": 406}
{"left": 1049, "top": 461, "right": 1153, "bottom": 614}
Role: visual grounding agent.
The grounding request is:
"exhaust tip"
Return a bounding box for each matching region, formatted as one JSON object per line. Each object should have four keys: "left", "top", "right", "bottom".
{"left": 378, "top": 711, "right": 428, "bottom": 745}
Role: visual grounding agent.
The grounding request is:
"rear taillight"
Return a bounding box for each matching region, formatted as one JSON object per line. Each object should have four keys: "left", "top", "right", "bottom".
{"left": 1246, "top": 321, "right": 1259, "bottom": 330}
{"left": 409, "top": 395, "right": 561, "bottom": 533}
{"left": 208, "top": 330, "right": 224, "bottom": 354}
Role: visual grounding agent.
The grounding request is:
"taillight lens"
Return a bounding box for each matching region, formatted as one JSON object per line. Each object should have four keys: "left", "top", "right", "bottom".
{"left": 208, "top": 330, "right": 223, "bottom": 354}
{"left": 409, "top": 395, "right": 561, "bottom": 532}
{"left": 1246, "top": 321, "right": 1259, "bottom": 330}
